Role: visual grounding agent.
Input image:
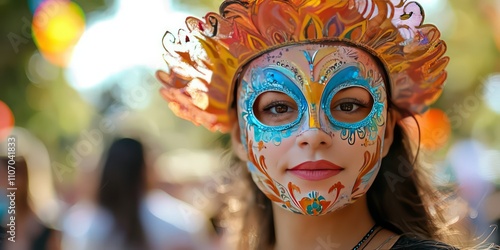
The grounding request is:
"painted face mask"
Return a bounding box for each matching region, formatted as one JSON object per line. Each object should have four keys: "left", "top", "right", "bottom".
{"left": 237, "top": 43, "right": 388, "bottom": 216}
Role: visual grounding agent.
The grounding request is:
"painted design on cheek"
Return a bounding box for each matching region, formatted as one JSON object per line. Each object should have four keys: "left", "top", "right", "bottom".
{"left": 253, "top": 129, "right": 294, "bottom": 146}
{"left": 257, "top": 141, "right": 266, "bottom": 151}
{"left": 351, "top": 136, "right": 382, "bottom": 200}
{"left": 246, "top": 139, "right": 283, "bottom": 203}
{"left": 362, "top": 137, "right": 375, "bottom": 147}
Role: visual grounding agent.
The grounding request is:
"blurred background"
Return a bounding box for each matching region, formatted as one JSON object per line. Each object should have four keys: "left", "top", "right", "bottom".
{"left": 0, "top": 0, "right": 499, "bottom": 249}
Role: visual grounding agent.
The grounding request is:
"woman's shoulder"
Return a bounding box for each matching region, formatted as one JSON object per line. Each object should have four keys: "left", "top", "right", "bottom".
{"left": 390, "top": 235, "right": 459, "bottom": 250}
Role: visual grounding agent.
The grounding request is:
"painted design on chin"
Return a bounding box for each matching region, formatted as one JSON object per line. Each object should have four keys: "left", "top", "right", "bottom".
{"left": 351, "top": 136, "right": 382, "bottom": 200}
{"left": 300, "top": 191, "right": 329, "bottom": 215}
{"left": 277, "top": 181, "right": 345, "bottom": 215}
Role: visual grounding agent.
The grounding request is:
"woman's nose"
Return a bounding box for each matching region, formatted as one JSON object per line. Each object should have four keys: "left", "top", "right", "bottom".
{"left": 296, "top": 128, "right": 333, "bottom": 150}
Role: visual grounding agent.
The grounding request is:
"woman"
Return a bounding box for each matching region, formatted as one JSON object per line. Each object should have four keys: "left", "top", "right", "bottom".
{"left": 156, "top": 0, "right": 466, "bottom": 249}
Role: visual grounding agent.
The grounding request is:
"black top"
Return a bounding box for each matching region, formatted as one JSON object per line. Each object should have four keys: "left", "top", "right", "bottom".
{"left": 391, "top": 235, "right": 459, "bottom": 249}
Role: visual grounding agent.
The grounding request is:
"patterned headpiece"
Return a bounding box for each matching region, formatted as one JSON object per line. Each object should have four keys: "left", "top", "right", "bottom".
{"left": 157, "top": 0, "right": 449, "bottom": 133}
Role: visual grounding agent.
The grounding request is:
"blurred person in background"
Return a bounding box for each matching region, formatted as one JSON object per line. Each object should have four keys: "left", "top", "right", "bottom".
{"left": 62, "top": 137, "right": 214, "bottom": 250}
{"left": 0, "top": 157, "right": 61, "bottom": 250}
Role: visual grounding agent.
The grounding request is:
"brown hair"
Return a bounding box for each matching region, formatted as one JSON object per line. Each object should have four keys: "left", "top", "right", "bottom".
{"left": 367, "top": 122, "right": 445, "bottom": 239}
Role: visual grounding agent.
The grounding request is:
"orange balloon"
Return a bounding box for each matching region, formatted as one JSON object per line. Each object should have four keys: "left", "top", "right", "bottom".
{"left": 0, "top": 100, "right": 15, "bottom": 141}
{"left": 402, "top": 108, "right": 451, "bottom": 151}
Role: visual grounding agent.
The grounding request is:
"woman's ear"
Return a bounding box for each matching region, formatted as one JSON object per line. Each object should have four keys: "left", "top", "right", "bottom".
{"left": 382, "top": 108, "right": 400, "bottom": 157}
{"left": 231, "top": 122, "right": 248, "bottom": 161}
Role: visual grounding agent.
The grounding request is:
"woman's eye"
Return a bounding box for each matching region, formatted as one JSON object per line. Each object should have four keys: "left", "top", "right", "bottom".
{"left": 334, "top": 103, "right": 360, "bottom": 112}
{"left": 329, "top": 87, "right": 374, "bottom": 123}
{"left": 266, "top": 104, "right": 293, "bottom": 114}
{"left": 253, "top": 91, "right": 299, "bottom": 126}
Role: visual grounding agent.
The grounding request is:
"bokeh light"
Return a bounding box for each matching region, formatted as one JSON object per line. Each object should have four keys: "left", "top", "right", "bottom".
{"left": 402, "top": 108, "right": 452, "bottom": 151}
{"left": 446, "top": 139, "right": 496, "bottom": 228}
{"left": 448, "top": 140, "right": 498, "bottom": 183}
{"left": 32, "top": 0, "right": 86, "bottom": 67}
{"left": 0, "top": 100, "right": 15, "bottom": 141}
{"left": 26, "top": 51, "right": 60, "bottom": 85}
{"left": 483, "top": 74, "right": 500, "bottom": 113}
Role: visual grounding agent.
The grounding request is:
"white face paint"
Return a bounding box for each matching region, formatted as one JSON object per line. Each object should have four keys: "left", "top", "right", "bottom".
{"left": 236, "top": 43, "right": 388, "bottom": 215}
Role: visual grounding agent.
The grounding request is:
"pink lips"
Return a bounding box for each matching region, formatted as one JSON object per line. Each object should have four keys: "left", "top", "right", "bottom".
{"left": 288, "top": 160, "right": 344, "bottom": 181}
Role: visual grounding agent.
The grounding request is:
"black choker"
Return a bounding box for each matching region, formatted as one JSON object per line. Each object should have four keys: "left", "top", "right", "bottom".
{"left": 352, "top": 224, "right": 378, "bottom": 250}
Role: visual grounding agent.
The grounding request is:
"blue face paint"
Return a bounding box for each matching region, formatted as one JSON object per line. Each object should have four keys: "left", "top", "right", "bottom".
{"left": 240, "top": 65, "right": 385, "bottom": 146}
{"left": 240, "top": 67, "right": 307, "bottom": 145}
{"left": 320, "top": 66, "right": 385, "bottom": 145}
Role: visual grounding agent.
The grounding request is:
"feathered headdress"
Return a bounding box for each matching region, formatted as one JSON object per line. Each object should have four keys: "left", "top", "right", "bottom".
{"left": 157, "top": 0, "right": 449, "bottom": 133}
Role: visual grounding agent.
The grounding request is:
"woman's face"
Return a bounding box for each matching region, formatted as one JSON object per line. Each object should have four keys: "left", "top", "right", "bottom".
{"left": 235, "top": 43, "right": 390, "bottom": 216}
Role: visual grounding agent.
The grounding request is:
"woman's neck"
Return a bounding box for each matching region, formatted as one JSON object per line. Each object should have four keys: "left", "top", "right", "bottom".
{"left": 272, "top": 195, "right": 376, "bottom": 250}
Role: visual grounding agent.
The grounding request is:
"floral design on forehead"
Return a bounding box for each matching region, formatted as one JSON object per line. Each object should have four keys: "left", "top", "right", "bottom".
{"left": 157, "top": 0, "right": 448, "bottom": 133}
